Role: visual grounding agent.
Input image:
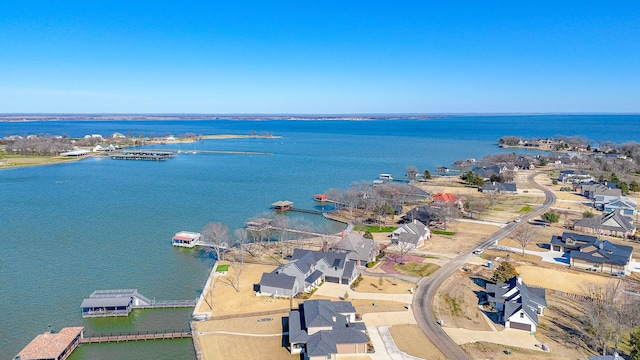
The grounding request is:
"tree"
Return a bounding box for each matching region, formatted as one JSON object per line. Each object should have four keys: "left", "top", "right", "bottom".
{"left": 512, "top": 224, "right": 537, "bottom": 256}
{"left": 272, "top": 214, "right": 290, "bottom": 258}
{"left": 463, "top": 196, "right": 487, "bottom": 219}
{"left": 490, "top": 261, "right": 518, "bottom": 283}
{"left": 541, "top": 211, "right": 559, "bottom": 225}
{"left": 631, "top": 328, "right": 640, "bottom": 360}
{"left": 630, "top": 180, "right": 640, "bottom": 193}
{"left": 583, "top": 210, "right": 595, "bottom": 218}
{"left": 228, "top": 256, "right": 245, "bottom": 292}
{"left": 484, "top": 190, "right": 504, "bottom": 211}
{"left": 397, "top": 239, "right": 415, "bottom": 265}
{"left": 423, "top": 169, "right": 432, "bottom": 180}
{"left": 201, "top": 222, "right": 230, "bottom": 261}
{"left": 406, "top": 165, "right": 419, "bottom": 180}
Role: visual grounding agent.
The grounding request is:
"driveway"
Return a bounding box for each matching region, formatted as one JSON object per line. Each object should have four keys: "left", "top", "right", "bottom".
{"left": 366, "top": 326, "right": 424, "bottom": 360}
{"left": 491, "top": 245, "right": 570, "bottom": 266}
{"left": 443, "top": 327, "right": 544, "bottom": 351}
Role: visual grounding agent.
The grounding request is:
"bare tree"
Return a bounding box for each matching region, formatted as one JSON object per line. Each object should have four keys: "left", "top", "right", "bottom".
{"left": 201, "top": 222, "right": 230, "bottom": 261}
{"left": 512, "top": 224, "right": 537, "bottom": 256}
{"left": 234, "top": 228, "right": 248, "bottom": 260}
{"left": 272, "top": 214, "right": 290, "bottom": 258}
{"left": 406, "top": 165, "right": 419, "bottom": 180}
{"left": 397, "top": 238, "right": 416, "bottom": 265}
{"left": 484, "top": 190, "right": 504, "bottom": 211}
{"left": 228, "top": 256, "right": 245, "bottom": 292}
{"left": 437, "top": 202, "right": 461, "bottom": 230}
{"left": 463, "top": 196, "right": 487, "bottom": 219}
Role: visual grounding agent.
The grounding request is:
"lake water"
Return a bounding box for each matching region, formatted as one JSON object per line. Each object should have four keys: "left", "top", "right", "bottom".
{"left": 1, "top": 115, "right": 638, "bottom": 359}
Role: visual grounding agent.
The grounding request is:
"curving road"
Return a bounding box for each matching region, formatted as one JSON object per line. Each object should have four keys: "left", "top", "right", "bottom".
{"left": 412, "top": 172, "right": 556, "bottom": 359}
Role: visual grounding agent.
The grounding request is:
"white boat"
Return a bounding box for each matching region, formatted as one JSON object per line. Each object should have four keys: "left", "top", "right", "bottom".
{"left": 378, "top": 173, "right": 393, "bottom": 181}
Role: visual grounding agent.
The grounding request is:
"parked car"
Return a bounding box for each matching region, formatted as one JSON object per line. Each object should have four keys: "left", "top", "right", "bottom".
{"left": 613, "top": 271, "right": 625, "bottom": 278}
{"left": 472, "top": 249, "right": 484, "bottom": 255}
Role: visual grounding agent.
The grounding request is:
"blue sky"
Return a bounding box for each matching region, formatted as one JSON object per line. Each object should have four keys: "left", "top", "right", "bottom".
{"left": 0, "top": 1, "right": 638, "bottom": 114}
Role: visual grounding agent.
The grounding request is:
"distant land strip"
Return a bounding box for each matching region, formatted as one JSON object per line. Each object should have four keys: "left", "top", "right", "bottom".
{"left": 0, "top": 114, "right": 447, "bottom": 121}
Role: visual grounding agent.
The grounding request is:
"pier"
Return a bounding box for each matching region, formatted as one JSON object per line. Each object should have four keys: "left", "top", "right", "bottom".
{"left": 110, "top": 150, "right": 174, "bottom": 160}
{"left": 81, "top": 329, "right": 191, "bottom": 344}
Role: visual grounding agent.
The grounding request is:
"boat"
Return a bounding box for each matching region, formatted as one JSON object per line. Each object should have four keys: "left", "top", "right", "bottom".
{"left": 378, "top": 173, "right": 393, "bottom": 181}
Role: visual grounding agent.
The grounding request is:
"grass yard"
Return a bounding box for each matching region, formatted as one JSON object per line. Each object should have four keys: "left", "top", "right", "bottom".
{"left": 354, "top": 225, "right": 398, "bottom": 233}
{"left": 199, "top": 333, "right": 295, "bottom": 360}
{"left": 393, "top": 262, "right": 439, "bottom": 277}
{"left": 432, "top": 230, "right": 455, "bottom": 235}
{"left": 215, "top": 264, "right": 229, "bottom": 272}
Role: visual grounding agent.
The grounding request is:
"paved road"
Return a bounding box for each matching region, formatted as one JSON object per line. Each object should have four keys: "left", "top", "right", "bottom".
{"left": 412, "top": 171, "right": 556, "bottom": 359}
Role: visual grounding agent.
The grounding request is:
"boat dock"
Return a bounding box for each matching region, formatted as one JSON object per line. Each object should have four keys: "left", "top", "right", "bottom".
{"left": 81, "top": 289, "right": 197, "bottom": 318}
{"left": 110, "top": 150, "right": 174, "bottom": 160}
{"left": 81, "top": 329, "right": 191, "bottom": 344}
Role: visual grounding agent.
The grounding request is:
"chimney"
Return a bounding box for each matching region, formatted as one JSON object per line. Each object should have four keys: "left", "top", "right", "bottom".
{"left": 516, "top": 276, "right": 522, "bottom": 285}
{"left": 322, "top": 241, "right": 328, "bottom": 252}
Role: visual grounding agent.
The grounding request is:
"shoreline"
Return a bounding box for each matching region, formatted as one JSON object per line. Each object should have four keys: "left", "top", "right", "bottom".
{"left": 0, "top": 134, "right": 277, "bottom": 170}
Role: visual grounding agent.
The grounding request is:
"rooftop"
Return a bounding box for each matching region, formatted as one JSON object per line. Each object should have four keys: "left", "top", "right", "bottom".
{"left": 17, "top": 327, "right": 84, "bottom": 360}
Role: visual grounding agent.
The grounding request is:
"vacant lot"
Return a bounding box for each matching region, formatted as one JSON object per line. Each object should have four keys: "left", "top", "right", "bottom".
{"left": 433, "top": 272, "right": 493, "bottom": 331}
{"left": 389, "top": 324, "right": 447, "bottom": 359}
{"left": 198, "top": 333, "right": 295, "bottom": 360}
{"left": 516, "top": 265, "right": 620, "bottom": 294}
{"left": 354, "top": 275, "right": 416, "bottom": 294}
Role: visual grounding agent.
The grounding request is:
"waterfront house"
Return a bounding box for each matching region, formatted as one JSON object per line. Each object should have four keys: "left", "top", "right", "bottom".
{"left": 401, "top": 205, "right": 441, "bottom": 227}
{"left": 17, "top": 326, "right": 84, "bottom": 360}
{"left": 573, "top": 210, "right": 636, "bottom": 238}
{"left": 480, "top": 182, "right": 518, "bottom": 194}
{"left": 92, "top": 144, "right": 116, "bottom": 152}
{"left": 392, "top": 219, "right": 431, "bottom": 248}
{"left": 550, "top": 232, "right": 633, "bottom": 274}
{"left": 330, "top": 232, "right": 378, "bottom": 266}
{"left": 258, "top": 249, "right": 358, "bottom": 298}
{"left": 485, "top": 276, "right": 546, "bottom": 332}
{"left": 287, "top": 299, "right": 368, "bottom": 358}
{"left": 575, "top": 182, "right": 620, "bottom": 199}
{"left": 245, "top": 217, "right": 272, "bottom": 231}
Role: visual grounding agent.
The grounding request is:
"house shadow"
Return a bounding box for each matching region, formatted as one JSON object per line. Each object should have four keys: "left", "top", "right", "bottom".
{"left": 480, "top": 308, "right": 502, "bottom": 326}
{"left": 470, "top": 276, "right": 487, "bottom": 288}
{"left": 281, "top": 316, "right": 289, "bottom": 348}
{"left": 553, "top": 252, "right": 570, "bottom": 264}
{"left": 536, "top": 243, "right": 550, "bottom": 250}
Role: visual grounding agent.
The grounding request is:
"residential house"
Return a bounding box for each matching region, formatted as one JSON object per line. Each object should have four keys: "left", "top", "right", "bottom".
{"left": 575, "top": 182, "right": 620, "bottom": 200}
{"left": 92, "top": 144, "right": 116, "bottom": 152}
{"left": 588, "top": 353, "right": 624, "bottom": 360}
{"left": 288, "top": 299, "right": 368, "bottom": 359}
{"left": 330, "top": 233, "right": 379, "bottom": 266}
{"left": 485, "top": 276, "right": 546, "bottom": 332}
{"left": 431, "top": 192, "right": 463, "bottom": 209}
{"left": 400, "top": 205, "right": 441, "bottom": 227}
{"left": 391, "top": 219, "right": 431, "bottom": 248}
{"left": 573, "top": 211, "right": 636, "bottom": 238}
{"left": 558, "top": 170, "right": 594, "bottom": 184}
{"left": 601, "top": 197, "right": 637, "bottom": 216}
{"left": 472, "top": 165, "right": 505, "bottom": 180}
{"left": 258, "top": 249, "right": 359, "bottom": 298}
{"left": 480, "top": 182, "right": 518, "bottom": 194}
{"left": 550, "top": 232, "right": 633, "bottom": 274}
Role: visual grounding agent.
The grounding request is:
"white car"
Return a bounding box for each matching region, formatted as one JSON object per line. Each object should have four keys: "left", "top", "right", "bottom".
{"left": 472, "top": 249, "right": 484, "bottom": 255}
{"left": 514, "top": 218, "right": 521, "bottom": 222}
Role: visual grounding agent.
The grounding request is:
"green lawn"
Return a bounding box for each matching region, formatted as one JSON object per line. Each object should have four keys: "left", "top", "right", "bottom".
{"left": 215, "top": 264, "right": 229, "bottom": 272}
{"left": 393, "top": 262, "right": 440, "bottom": 277}
{"left": 354, "top": 225, "right": 398, "bottom": 233}
{"left": 432, "top": 230, "right": 455, "bottom": 236}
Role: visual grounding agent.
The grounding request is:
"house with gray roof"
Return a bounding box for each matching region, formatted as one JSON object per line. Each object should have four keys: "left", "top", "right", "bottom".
{"left": 550, "top": 232, "right": 633, "bottom": 274}
{"left": 485, "top": 276, "right": 546, "bottom": 332}
{"left": 480, "top": 181, "right": 517, "bottom": 194}
{"left": 558, "top": 169, "right": 594, "bottom": 183}
{"left": 258, "top": 249, "right": 359, "bottom": 298}
{"left": 576, "top": 182, "right": 620, "bottom": 199}
{"left": 287, "top": 299, "right": 368, "bottom": 358}
{"left": 573, "top": 210, "right": 636, "bottom": 238}
{"left": 391, "top": 219, "right": 431, "bottom": 248}
{"left": 601, "top": 197, "right": 637, "bottom": 216}
{"left": 330, "top": 232, "right": 379, "bottom": 266}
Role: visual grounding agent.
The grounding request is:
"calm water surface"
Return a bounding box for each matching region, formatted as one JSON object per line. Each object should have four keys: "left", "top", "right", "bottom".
{"left": 1, "top": 115, "right": 639, "bottom": 358}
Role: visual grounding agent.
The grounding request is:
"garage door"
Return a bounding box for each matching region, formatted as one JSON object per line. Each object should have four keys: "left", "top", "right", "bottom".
{"left": 509, "top": 322, "right": 531, "bottom": 331}
{"left": 325, "top": 276, "right": 340, "bottom": 283}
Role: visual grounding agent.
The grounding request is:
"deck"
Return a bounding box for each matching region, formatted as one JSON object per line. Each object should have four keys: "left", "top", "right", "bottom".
{"left": 81, "top": 330, "right": 191, "bottom": 343}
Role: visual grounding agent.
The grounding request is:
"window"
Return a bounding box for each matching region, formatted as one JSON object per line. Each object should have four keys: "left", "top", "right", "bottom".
{"left": 593, "top": 263, "right": 600, "bottom": 268}
{"left": 520, "top": 312, "right": 524, "bottom": 318}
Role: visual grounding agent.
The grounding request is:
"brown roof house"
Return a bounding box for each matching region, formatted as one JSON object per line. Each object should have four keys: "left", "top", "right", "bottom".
{"left": 287, "top": 299, "right": 368, "bottom": 359}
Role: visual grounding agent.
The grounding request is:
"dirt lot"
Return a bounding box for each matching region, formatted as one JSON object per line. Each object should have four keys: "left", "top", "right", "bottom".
{"left": 516, "top": 265, "right": 621, "bottom": 294}
{"left": 389, "top": 324, "right": 447, "bottom": 359}
{"left": 198, "top": 333, "right": 295, "bottom": 360}
{"left": 354, "top": 275, "right": 416, "bottom": 294}
{"left": 433, "top": 272, "right": 493, "bottom": 331}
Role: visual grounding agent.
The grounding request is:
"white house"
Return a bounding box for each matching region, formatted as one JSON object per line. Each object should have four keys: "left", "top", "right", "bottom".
{"left": 392, "top": 219, "right": 431, "bottom": 248}
{"left": 485, "top": 276, "right": 547, "bottom": 332}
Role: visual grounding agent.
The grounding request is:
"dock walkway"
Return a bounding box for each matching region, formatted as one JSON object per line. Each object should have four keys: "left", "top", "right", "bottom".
{"left": 81, "top": 330, "right": 191, "bottom": 344}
